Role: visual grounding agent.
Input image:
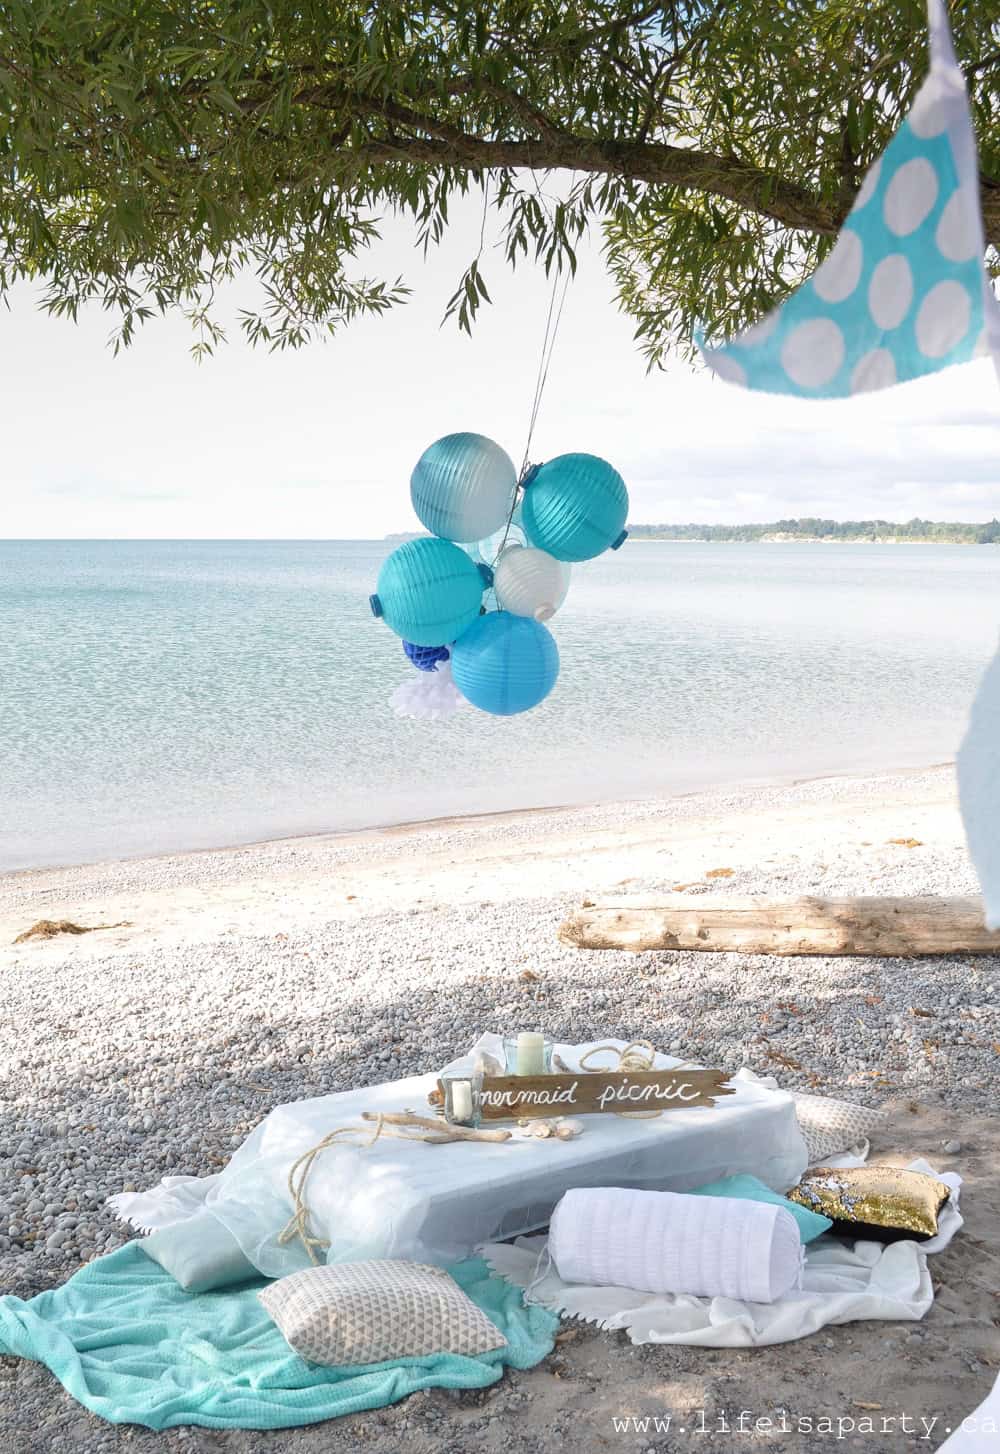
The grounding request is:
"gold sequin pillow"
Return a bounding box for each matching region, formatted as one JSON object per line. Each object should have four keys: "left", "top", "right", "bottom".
{"left": 786, "top": 1166, "right": 951, "bottom": 1243}
{"left": 258, "top": 1260, "right": 507, "bottom": 1367}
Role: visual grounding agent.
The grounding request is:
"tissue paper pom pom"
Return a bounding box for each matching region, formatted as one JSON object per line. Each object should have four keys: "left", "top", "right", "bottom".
{"left": 411, "top": 433, "right": 518, "bottom": 543}
{"left": 450, "top": 611, "right": 559, "bottom": 716}
{"left": 494, "top": 544, "right": 571, "bottom": 622}
{"left": 390, "top": 660, "right": 467, "bottom": 720}
{"left": 370, "top": 537, "right": 491, "bottom": 647}
{"left": 403, "top": 641, "right": 450, "bottom": 672}
{"left": 522, "top": 453, "right": 629, "bottom": 562}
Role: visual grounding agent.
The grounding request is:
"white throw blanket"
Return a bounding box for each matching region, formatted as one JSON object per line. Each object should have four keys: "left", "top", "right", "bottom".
{"left": 938, "top": 1371, "right": 1000, "bottom": 1451}
{"left": 484, "top": 1159, "right": 962, "bottom": 1348}
{"left": 549, "top": 1187, "right": 803, "bottom": 1304}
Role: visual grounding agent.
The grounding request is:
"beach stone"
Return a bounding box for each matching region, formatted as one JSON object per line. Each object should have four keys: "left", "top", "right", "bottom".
{"left": 943, "top": 1139, "right": 962, "bottom": 1154}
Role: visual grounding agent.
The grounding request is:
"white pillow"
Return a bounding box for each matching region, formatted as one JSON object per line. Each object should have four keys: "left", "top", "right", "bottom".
{"left": 258, "top": 1260, "right": 507, "bottom": 1366}
{"left": 549, "top": 1187, "right": 803, "bottom": 1304}
{"left": 140, "top": 1210, "right": 257, "bottom": 1293}
{"left": 791, "top": 1092, "right": 886, "bottom": 1163}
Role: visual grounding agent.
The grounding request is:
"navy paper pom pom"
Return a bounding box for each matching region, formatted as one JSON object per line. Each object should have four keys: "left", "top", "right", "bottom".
{"left": 403, "top": 641, "right": 451, "bottom": 672}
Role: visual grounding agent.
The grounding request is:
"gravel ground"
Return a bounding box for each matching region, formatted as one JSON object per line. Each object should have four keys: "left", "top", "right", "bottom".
{"left": 1, "top": 767, "right": 999, "bottom": 1450}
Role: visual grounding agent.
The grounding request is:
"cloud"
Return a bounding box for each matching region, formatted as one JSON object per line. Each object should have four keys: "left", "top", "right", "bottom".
{"left": 1, "top": 198, "right": 998, "bottom": 536}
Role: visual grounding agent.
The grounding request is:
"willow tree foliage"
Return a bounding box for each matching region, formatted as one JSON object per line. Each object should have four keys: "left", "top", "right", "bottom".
{"left": 1, "top": 1, "right": 997, "bottom": 358}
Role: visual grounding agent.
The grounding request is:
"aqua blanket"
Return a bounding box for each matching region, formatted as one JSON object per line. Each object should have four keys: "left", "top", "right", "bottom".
{"left": 0, "top": 1244, "right": 558, "bottom": 1430}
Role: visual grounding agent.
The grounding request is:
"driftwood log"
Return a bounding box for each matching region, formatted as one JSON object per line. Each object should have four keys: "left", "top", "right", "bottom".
{"left": 558, "top": 895, "right": 1000, "bottom": 958}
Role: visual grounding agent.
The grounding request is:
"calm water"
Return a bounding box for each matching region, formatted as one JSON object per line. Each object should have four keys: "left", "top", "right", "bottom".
{"left": 1, "top": 540, "right": 998, "bottom": 871}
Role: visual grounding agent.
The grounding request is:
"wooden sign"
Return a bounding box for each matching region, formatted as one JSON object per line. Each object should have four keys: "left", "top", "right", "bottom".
{"left": 468, "top": 1070, "right": 735, "bottom": 1122}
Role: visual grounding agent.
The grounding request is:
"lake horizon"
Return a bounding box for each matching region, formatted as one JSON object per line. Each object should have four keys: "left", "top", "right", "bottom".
{"left": 1, "top": 538, "right": 997, "bottom": 873}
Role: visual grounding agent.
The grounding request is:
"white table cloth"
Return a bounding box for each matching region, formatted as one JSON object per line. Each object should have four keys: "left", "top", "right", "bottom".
{"left": 110, "top": 1038, "right": 808, "bottom": 1278}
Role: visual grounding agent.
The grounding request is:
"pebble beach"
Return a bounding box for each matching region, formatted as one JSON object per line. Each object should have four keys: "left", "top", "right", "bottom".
{"left": 2, "top": 763, "right": 999, "bottom": 1451}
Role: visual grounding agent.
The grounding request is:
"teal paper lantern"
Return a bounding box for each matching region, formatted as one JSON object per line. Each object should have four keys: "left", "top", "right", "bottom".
{"left": 450, "top": 611, "right": 559, "bottom": 716}
{"left": 521, "top": 453, "right": 629, "bottom": 562}
{"left": 411, "top": 433, "right": 518, "bottom": 544}
{"left": 370, "top": 538, "right": 492, "bottom": 647}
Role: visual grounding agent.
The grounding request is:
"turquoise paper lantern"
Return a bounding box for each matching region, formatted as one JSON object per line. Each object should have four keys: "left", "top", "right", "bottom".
{"left": 450, "top": 611, "right": 559, "bottom": 716}
{"left": 411, "top": 433, "right": 518, "bottom": 544}
{"left": 370, "top": 538, "right": 492, "bottom": 647}
{"left": 521, "top": 453, "right": 629, "bottom": 562}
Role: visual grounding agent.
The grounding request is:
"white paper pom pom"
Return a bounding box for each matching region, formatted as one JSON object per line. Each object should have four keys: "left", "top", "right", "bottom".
{"left": 390, "top": 659, "right": 467, "bottom": 721}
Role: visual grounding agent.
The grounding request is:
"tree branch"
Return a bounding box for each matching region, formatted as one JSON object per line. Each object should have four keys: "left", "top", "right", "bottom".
{"left": 333, "top": 131, "right": 844, "bottom": 236}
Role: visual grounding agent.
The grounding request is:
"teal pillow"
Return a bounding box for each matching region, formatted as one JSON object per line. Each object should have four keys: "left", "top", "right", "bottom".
{"left": 691, "top": 1173, "right": 832, "bottom": 1243}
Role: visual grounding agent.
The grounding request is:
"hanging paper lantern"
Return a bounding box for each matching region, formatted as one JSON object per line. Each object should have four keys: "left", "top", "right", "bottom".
{"left": 521, "top": 453, "right": 629, "bottom": 562}
{"left": 370, "top": 538, "right": 492, "bottom": 647}
{"left": 471, "top": 500, "right": 528, "bottom": 566}
{"left": 494, "top": 545, "right": 571, "bottom": 622}
{"left": 411, "top": 433, "right": 518, "bottom": 544}
{"left": 403, "top": 641, "right": 450, "bottom": 672}
{"left": 450, "top": 611, "right": 559, "bottom": 716}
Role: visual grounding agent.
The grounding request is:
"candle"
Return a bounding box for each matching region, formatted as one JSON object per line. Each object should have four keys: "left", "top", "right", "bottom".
{"left": 450, "top": 1080, "right": 474, "bottom": 1123}
{"left": 516, "top": 1032, "right": 546, "bottom": 1077}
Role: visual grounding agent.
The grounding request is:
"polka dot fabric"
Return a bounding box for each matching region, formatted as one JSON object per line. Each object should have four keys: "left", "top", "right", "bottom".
{"left": 700, "top": 0, "right": 1000, "bottom": 398}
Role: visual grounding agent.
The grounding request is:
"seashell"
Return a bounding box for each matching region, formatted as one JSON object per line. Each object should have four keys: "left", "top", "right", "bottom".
{"left": 531, "top": 1121, "right": 554, "bottom": 1138}
{"left": 555, "top": 1119, "right": 584, "bottom": 1140}
{"left": 474, "top": 1050, "right": 504, "bottom": 1077}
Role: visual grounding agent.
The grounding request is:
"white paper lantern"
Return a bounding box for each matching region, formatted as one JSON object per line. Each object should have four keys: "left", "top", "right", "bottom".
{"left": 493, "top": 545, "right": 570, "bottom": 622}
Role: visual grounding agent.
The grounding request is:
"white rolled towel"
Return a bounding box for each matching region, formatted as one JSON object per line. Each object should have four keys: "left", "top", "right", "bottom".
{"left": 549, "top": 1187, "right": 803, "bottom": 1304}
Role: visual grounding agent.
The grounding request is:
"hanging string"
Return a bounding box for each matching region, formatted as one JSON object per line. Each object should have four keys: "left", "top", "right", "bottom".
{"left": 490, "top": 265, "right": 573, "bottom": 575}
{"left": 520, "top": 265, "right": 572, "bottom": 480}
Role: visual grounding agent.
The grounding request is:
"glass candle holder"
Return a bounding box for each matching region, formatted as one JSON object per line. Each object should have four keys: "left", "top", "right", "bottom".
{"left": 440, "top": 1071, "right": 482, "bottom": 1127}
{"left": 502, "top": 1032, "right": 554, "bottom": 1076}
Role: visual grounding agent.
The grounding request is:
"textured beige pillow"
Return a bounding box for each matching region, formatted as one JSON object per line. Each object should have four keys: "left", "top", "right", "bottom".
{"left": 791, "top": 1092, "right": 886, "bottom": 1163}
{"left": 258, "top": 1260, "right": 507, "bottom": 1367}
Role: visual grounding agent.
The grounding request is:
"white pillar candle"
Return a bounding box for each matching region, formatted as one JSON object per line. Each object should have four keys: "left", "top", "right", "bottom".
{"left": 516, "top": 1032, "right": 546, "bottom": 1077}
{"left": 450, "top": 1080, "right": 474, "bottom": 1123}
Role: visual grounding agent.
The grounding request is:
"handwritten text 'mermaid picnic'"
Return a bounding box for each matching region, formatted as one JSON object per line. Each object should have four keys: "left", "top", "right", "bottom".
{"left": 479, "top": 1077, "right": 706, "bottom": 1112}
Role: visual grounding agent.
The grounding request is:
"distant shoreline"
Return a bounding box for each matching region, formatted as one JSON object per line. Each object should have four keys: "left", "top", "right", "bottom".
{"left": 627, "top": 536, "right": 985, "bottom": 545}
{"left": 627, "top": 517, "right": 999, "bottom": 546}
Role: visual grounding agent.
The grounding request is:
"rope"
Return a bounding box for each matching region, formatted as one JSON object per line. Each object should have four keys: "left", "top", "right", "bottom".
{"left": 276, "top": 1111, "right": 509, "bottom": 1263}
{"left": 277, "top": 1115, "right": 389, "bottom": 1264}
{"left": 577, "top": 1041, "right": 665, "bottom": 1118}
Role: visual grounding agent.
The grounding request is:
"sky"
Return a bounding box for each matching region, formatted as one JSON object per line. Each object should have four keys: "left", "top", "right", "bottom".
{"left": 2, "top": 199, "right": 999, "bottom": 539}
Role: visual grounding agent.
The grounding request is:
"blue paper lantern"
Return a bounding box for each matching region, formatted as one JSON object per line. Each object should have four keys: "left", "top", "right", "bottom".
{"left": 450, "top": 611, "right": 559, "bottom": 716}
{"left": 521, "top": 453, "right": 629, "bottom": 562}
{"left": 370, "top": 538, "right": 492, "bottom": 647}
{"left": 411, "top": 433, "right": 518, "bottom": 544}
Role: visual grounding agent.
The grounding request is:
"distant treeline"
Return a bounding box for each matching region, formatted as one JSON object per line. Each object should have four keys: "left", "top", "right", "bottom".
{"left": 630, "top": 518, "right": 1000, "bottom": 544}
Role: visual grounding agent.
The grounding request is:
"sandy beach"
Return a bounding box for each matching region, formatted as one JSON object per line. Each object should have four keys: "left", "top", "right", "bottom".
{"left": 2, "top": 763, "right": 999, "bottom": 1450}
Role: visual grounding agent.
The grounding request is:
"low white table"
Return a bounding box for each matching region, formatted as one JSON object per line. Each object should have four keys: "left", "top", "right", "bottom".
{"left": 116, "top": 1039, "right": 808, "bottom": 1277}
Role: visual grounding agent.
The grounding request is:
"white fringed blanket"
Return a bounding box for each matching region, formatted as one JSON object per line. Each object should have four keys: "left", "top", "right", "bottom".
{"left": 483, "top": 1159, "right": 962, "bottom": 1348}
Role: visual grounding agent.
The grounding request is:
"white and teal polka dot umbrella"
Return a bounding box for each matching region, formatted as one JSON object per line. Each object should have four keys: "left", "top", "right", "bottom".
{"left": 700, "top": 0, "right": 1000, "bottom": 398}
